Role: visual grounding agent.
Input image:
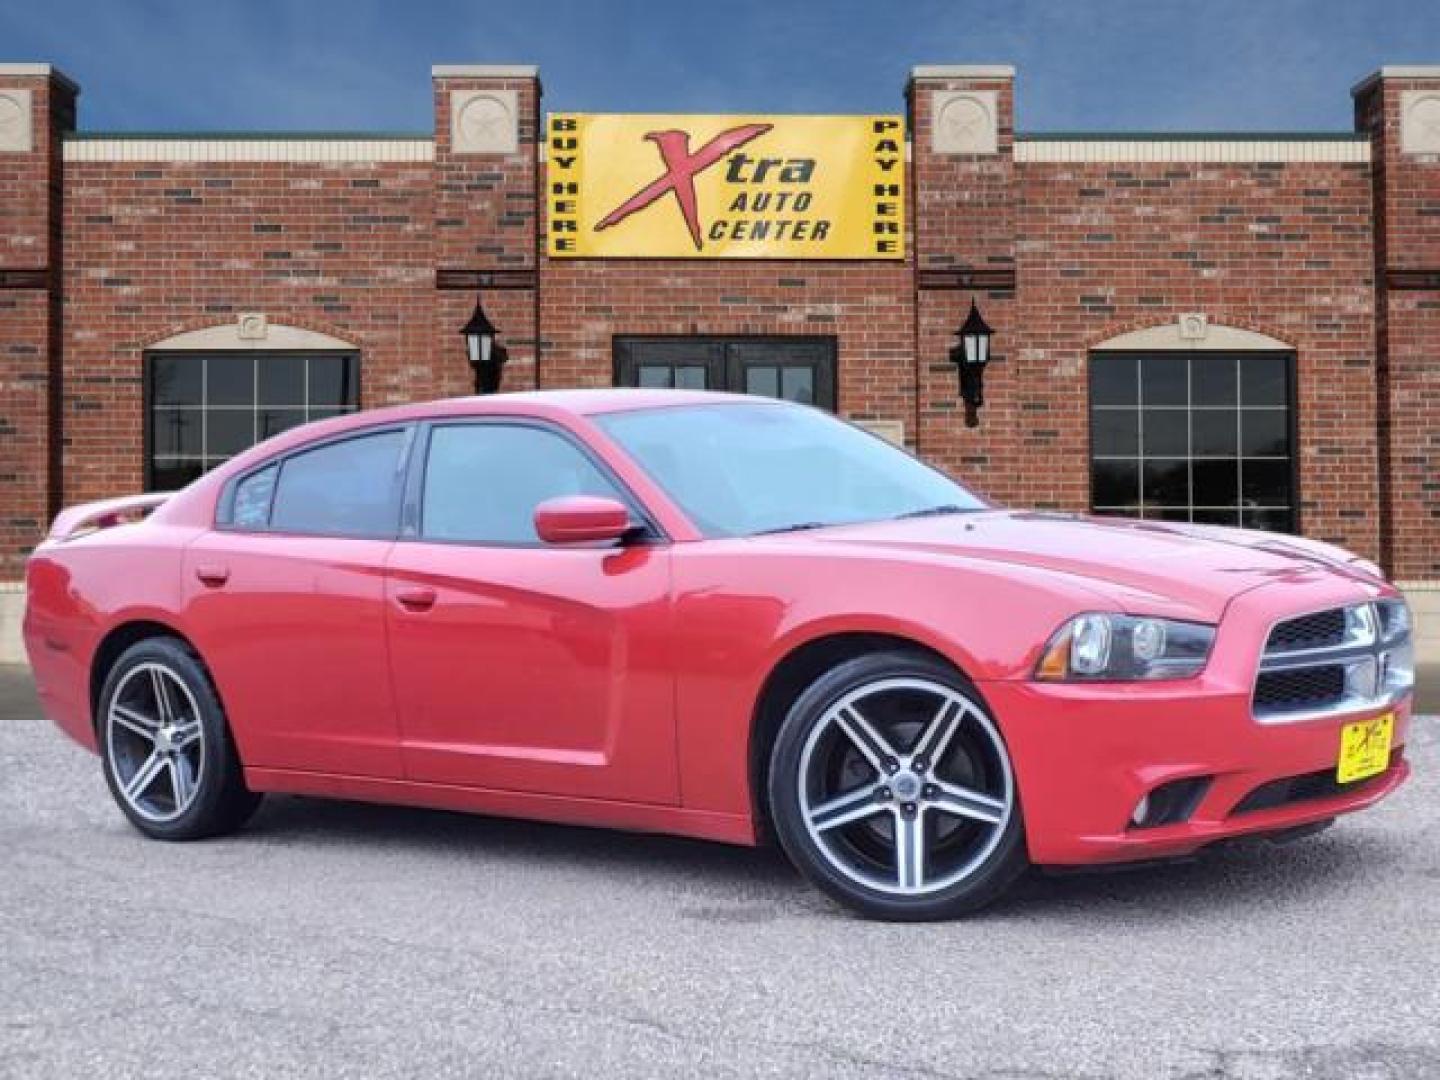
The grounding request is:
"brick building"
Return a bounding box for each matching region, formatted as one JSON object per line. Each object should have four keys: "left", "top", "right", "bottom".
{"left": 1, "top": 61, "right": 1438, "bottom": 657}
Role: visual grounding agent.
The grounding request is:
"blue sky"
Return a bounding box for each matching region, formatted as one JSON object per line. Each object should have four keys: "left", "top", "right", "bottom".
{"left": 3, "top": 0, "right": 1436, "bottom": 133}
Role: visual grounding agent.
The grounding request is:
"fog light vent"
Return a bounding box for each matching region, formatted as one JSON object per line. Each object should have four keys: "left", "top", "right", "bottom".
{"left": 1128, "top": 777, "right": 1212, "bottom": 830}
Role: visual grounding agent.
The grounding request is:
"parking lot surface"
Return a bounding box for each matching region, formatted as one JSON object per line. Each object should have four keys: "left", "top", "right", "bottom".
{"left": 2, "top": 665, "right": 1437, "bottom": 1080}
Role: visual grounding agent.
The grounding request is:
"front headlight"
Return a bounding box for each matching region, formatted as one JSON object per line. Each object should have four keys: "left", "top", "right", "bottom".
{"left": 1035, "top": 614, "right": 1216, "bottom": 681}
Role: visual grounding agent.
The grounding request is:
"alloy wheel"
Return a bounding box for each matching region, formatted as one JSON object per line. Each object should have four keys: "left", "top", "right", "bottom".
{"left": 798, "top": 676, "right": 1014, "bottom": 896}
{"left": 105, "top": 662, "right": 207, "bottom": 824}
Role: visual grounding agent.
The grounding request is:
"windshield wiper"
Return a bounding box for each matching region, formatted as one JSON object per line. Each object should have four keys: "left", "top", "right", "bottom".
{"left": 752, "top": 521, "right": 832, "bottom": 536}
{"left": 891, "top": 504, "right": 973, "bottom": 521}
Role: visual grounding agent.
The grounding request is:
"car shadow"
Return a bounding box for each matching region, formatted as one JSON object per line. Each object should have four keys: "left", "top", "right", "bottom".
{"left": 241, "top": 794, "right": 1408, "bottom": 923}
{"left": 244, "top": 794, "right": 802, "bottom": 892}
{"left": 999, "top": 828, "right": 1411, "bottom": 922}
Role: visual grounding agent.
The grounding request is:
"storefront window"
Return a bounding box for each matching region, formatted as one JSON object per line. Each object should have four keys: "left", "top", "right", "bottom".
{"left": 1089, "top": 351, "right": 1295, "bottom": 532}
{"left": 145, "top": 352, "right": 359, "bottom": 491}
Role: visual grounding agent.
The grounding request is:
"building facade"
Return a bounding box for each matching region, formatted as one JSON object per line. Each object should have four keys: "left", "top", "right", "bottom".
{"left": 1, "top": 61, "right": 1438, "bottom": 657}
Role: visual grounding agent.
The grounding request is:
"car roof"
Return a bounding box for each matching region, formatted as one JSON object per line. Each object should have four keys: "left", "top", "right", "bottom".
{"left": 464, "top": 387, "right": 766, "bottom": 416}
{"left": 310, "top": 387, "right": 781, "bottom": 431}
{"left": 162, "top": 388, "right": 781, "bottom": 531}
{"left": 196, "top": 388, "right": 778, "bottom": 481}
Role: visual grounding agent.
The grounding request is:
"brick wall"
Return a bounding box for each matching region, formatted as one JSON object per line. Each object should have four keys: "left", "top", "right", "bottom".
{"left": 0, "top": 69, "right": 73, "bottom": 578}
{"left": 60, "top": 155, "right": 437, "bottom": 505}
{"left": 908, "top": 73, "right": 1380, "bottom": 559}
{"left": 0, "top": 61, "right": 1436, "bottom": 584}
{"left": 1010, "top": 156, "right": 1378, "bottom": 554}
{"left": 432, "top": 71, "right": 540, "bottom": 394}
{"left": 910, "top": 70, "right": 1019, "bottom": 500}
{"left": 537, "top": 259, "right": 915, "bottom": 426}
{"left": 1356, "top": 72, "right": 1440, "bottom": 579}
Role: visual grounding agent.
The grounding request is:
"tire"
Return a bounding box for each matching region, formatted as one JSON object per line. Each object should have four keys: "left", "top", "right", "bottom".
{"left": 97, "top": 637, "right": 262, "bottom": 840}
{"left": 767, "top": 651, "right": 1027, "bottom": 921}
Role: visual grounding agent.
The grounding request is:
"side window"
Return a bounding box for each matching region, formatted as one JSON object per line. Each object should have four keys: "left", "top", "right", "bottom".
{"left": 270, "top": 429, "right": 406, "bottom": 537}
{"left": 421, "top": 425, "right": 624, "bottom": 544}
{"left": 231, "top": 464, "right": 278, "bottom": 529}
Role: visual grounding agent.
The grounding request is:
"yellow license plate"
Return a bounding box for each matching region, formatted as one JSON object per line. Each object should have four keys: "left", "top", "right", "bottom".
{"left": 1337, "top": 713, "right": 1394, "bottom": 784}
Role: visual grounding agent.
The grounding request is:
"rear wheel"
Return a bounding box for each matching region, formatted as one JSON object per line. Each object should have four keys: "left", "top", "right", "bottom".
{"left": 768, "top": 651, "right": 1027, "bottom": 920}
{"left": 98, "top": 637, "right": 261, "bottom": 840}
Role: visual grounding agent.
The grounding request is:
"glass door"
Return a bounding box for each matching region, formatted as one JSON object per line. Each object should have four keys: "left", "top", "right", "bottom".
{"left": 614, "top": 336, "right": 837, "bottom": 411}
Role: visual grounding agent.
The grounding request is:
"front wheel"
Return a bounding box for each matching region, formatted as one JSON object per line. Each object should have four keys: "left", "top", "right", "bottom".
{"left": 768, "top": 652, "right": 1027, "bottom": 920}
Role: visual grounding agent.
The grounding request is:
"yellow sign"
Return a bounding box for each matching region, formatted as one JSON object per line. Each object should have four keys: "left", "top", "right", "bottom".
{"left": 547, "top": 113, "right": 905, "bottom": 259}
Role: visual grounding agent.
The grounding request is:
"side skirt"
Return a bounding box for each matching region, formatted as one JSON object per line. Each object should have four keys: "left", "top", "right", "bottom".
{"left": 243, "top": 767, "right": 759, "bottom": 847}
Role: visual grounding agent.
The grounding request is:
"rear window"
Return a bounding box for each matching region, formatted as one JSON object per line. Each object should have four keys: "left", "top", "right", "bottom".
{"left": 231, "top": 464, "right": 277, "bottom": 529}
{"left": 267, "top": 430, "right": 406, "bottom": 537}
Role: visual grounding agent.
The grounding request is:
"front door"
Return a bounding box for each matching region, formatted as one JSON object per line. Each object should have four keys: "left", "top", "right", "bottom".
{"left": 384, "top": 419, "right": 678, "bottom": 804}
{"left": 614, "top": 336, "right": 837, "bottom": 410}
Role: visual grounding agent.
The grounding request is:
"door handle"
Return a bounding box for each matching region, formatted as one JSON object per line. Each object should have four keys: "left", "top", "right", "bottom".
{"left": 195, "top": 564, "right": 230, "bottom": 587}
{"left": 395, "top": 585, "right": 437, "bottom": 611}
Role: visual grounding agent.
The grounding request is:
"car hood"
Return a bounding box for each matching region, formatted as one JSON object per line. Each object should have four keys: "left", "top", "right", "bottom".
{"left": 778, "top": 511, "right": 1382, "bottom": 623}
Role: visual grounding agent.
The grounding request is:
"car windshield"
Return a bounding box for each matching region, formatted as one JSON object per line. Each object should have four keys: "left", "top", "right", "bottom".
{"left": 595, "top": 401, "right": 987, "bottom": 538}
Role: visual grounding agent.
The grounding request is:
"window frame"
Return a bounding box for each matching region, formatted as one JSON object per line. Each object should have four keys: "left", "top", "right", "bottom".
{"left": 1086, "top": 348, "right": 1300, "bottom": 533}
{"left": 398, "top": 417, "right": 668, "bottom": 550}
{"left": 613, "top": 335, "right": 839, "bottom": 411}
{"left": 143, "top": 349, "right": 361, "bottom": 492}
{"left": 214, "top": 422, "right": 415, "bottom": 541}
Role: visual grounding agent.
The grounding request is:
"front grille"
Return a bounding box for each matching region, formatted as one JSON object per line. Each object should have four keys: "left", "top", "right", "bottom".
{"left": 1266, "top": 609, "right": 1346, "bottom": 653}
{"left": 1254, "top": 666, "right": 1346, "bottom": 711}
{"left": 1252, "top": 600, "right": 1413, "bottom": 721}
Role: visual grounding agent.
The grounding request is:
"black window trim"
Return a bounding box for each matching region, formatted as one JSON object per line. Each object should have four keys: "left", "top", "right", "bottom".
{"left": 143, "top": 348, "right": 361, "bottom": 493}
{"left": 1086, "top": 348, "right": 1300, "bottom": 534}
{"left": 214, "top": 421, "right": 416, "bottom": 541}
{"left": 398, "top": 416, "right": 669, "bottom": 550}
{"left": 613, "top": 333, "right": 839, "bottom": 412}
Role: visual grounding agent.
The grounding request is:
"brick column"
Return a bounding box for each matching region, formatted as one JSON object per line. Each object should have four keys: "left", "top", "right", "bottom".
{"left": 908, "top": 65, "right": 1019, "bottom": 498}
{"left": 1354, "top": 67, "right": 1440, "bottom": 582}
{"left": 0, "top": 64, "right": 76, "bottom": 579}
{"left": 430, "top": 65, "right": 541, "bottom": 398}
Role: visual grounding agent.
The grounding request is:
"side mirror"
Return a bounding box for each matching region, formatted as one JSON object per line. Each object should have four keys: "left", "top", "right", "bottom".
{"left": 534, "top": 496, "right": 634, "bottom": 545}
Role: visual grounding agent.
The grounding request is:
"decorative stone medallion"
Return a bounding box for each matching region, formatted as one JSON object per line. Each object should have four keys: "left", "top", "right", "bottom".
{"left": 1400, "top": 91, "right": 1440, "bottom": 155}
{"left": 1178, "top": 313, "right": 1209, "bottom": 341}
{"left": 857, "top": 419, "right": 906, "bottom": 446}
{"left": 237, "top": 313, "right": 269, "bottom": 341}
{"left": 0, "top": 89, "right": 33, "bottom": 153}
{"left": 932, "top": 90, "right": 998, "bottom": 155}
{"left": 451, "top": 89, "right": 519, "bottom": 155}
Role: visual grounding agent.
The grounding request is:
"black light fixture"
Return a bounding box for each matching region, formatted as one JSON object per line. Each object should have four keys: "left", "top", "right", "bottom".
{"left": 948, "top": 299, "right": 994, "bottom": 428}
{"left": 460, "top": 294, "right": 507, "bottom": 394}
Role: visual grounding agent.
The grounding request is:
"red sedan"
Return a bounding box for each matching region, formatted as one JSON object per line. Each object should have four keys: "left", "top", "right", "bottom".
{"left": 23, "top": 391, "right": 1414, "bottom": 919}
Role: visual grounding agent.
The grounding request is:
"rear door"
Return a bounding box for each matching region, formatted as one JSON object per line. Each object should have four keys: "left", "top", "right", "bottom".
{"left": 182, "top": 425, "right": 412, "bottom": 777}
{"left": 384, "top": 418, "right": 678, "bottom": 803}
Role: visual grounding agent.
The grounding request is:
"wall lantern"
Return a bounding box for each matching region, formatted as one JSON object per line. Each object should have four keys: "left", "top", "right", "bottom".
{"left": 460, "top": 294, "right": 508, "bottom": 394}
{"left": 948, "top": 299, "right": 994, "bottom": 428}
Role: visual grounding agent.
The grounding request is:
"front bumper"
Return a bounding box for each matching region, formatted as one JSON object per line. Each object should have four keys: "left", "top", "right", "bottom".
{"left": 982, "top": 678, "right": 1409, "bottom": 865}
{"left": 980, "top": 577, "right": 1413, "bottom": 866}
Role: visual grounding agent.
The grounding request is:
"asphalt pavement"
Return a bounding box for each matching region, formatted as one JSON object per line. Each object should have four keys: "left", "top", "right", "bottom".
{"left": 2, "top": 664, "right": 1437, "bottom": 1080}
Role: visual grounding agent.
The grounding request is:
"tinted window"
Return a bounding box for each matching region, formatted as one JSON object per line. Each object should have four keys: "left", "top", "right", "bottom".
{"left": 421, "top": 425, "right": 623, "bottom": 544}
{"left": 270, "top": 430, "right": 405, "bottom": 537}
{"left": 231, "top": 464, "right": 278, "bottom": 529}
{"left": 597, "top": 402, "right": 985, "bottom": 537}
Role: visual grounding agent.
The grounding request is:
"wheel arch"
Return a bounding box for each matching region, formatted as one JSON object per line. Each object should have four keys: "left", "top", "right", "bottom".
{"left": 747, "top": 630, "right": 973, "bottom": 843}
{"left": 89, "top": 619, "right": 203, "bottom": 732}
